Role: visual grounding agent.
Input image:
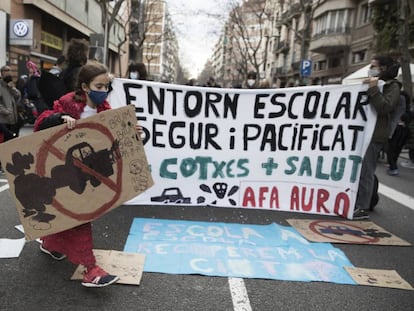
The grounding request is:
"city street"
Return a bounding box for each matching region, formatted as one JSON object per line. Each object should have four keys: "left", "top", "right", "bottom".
{"left": 0, "top": 125, "right": 413, "bottom": 311}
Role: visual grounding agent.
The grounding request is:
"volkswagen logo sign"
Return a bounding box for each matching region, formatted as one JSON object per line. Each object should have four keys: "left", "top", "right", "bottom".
{"left": 13, "top": 21, "right": 29, "bottom": 37}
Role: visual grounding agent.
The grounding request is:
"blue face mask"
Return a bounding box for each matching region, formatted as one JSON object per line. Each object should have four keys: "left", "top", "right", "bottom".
{"left": 88, "top": 90, "right": 108, "bottom": 106}
{"left": 130, "top": 72, "right": 139, "bottom": 79}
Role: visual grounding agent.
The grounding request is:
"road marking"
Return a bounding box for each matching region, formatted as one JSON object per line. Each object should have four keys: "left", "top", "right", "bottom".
{"left": 228, "top": 277, "right": 252, "bottom": 311}
{"left": 0, "top": 184, "right": 10, "bottom": 192}
{"left": 378, "top": 182, "right": 414, "bottom": 211}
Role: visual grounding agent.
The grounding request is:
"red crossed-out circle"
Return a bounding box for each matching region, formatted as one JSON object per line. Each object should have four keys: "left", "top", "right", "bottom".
{"left": 309, "top": 220, "right": 380, "bottom": 244}
{"left": 36, "top": 123, "right": 123, "bottom": 221}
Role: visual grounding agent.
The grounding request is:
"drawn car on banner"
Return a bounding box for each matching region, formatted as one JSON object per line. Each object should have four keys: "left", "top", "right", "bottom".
{"left": 151, "top": 187, "right": 191, "bottom": 204}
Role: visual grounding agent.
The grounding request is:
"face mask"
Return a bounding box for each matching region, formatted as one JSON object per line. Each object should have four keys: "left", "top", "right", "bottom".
{"left": 247, "top": 79, "right": 255, "bottom": 87}
{"left": 368, "top": 68, "right": 380, "bottom": 77}
{"left": 88, "top": 90, "right": 108, "bottom": 106}
{"left": 2, "top": 75, "right": 12, "bottom": 83}
{"left": 130, "top": 72, "right": 139, "bottom": 80}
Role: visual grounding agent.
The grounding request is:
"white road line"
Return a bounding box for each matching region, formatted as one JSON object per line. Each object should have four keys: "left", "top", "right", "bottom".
{"left": 378, "top": 182, "right": 414, "bottom": 210}
{"left": 228, "top": 277, "right": 252, "bottom": 311}
{"left": 0, "top": 184, "right": 10, "bottom": 192}
{"left": 226, "top": 183, "right": 414, "bottom": 311}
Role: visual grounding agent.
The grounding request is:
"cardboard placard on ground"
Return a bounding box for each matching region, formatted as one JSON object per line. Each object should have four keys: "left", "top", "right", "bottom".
{"left": 345, "top": 267, "right": 414, "bottom": 291}
{"left": 71, "top": 250, "right": 146, "bottom": 285}
{"left": 0, "top": 106, "right": 153, "bottom": 241}
{"left": 287, "top": 219, "right": 411, "bottom": 246}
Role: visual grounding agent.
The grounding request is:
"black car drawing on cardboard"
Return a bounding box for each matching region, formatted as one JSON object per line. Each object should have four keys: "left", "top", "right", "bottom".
{"left": 151, "top": 187, "right": 191, "bottom": 204}
{"left": 51, "top": 141, "right": 120, "bottom": 194}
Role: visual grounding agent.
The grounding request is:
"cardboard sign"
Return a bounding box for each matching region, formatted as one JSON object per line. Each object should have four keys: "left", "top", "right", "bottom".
{"left": 287, "top": 219, "right": 411, "bottom": 246}
{"left": 0, "top": 106, "right": 153, "bottom": 240}
{"left": 345, "top": 267, "right": 413, "bottom": 291}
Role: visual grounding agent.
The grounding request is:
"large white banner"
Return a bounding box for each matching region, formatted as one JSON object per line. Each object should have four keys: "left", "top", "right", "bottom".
{"left": 109, "top": 79, "right": 375, "bottom": 219}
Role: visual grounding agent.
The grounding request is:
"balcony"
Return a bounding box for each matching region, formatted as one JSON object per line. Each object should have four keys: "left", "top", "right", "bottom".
{"left": 275, "top": 41, "right": 289, "bottom": 54}
{"left": 274, "top": 67, "right": 288, "bottom": 76}
{"left": 310, "top": 29, "right": 352, "bottom": 54}
{"left": 291, "top": 61, "right": 301, "bottom": 71}
{"left": 288, "top": 3, "right": 302, "bottom": 19}
{"left": 281, "top": 3, "right": 302, "bottom": 23}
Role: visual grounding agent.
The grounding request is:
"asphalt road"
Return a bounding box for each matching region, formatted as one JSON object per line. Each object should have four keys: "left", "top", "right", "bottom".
{"left": 0, "top": 126, "right": 413, "bottom": 311}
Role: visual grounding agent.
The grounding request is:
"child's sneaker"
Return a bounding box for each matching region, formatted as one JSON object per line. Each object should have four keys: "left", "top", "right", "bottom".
{"left": 82, "top": 266, "right": 120, "bottom": 288}
{"left": 40, "top": 243, "right": 66, "bottom": 260}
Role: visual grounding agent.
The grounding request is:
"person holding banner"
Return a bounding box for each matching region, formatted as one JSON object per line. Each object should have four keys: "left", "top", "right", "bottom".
{"left": 353, "top": 55, "right": 401, "bottom": 220}
{"left": 34, "top": 61, "right": 121, "bottom": 287}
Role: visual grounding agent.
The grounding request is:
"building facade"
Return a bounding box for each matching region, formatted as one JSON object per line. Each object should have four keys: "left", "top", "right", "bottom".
{"left": 211, "top": 0, "right": 413, "bottom": 88}
{"left": 0, "top": 0, "right": 132, "bottom": 80}
{"left": 140, "top": 0, "right": 179, "bottom": 82}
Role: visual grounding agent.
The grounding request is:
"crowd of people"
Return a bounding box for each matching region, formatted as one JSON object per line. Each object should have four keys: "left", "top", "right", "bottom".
{"left": 1, "top": 46, "right": 414, "bottom": 286}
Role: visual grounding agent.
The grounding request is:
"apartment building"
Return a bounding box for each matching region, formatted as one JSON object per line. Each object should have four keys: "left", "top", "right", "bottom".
{"left": 140, "top": 0, "right": 179, "bottom": 82}
{"left": 212, "top": 0, "right": 412, "bottom": 88}
{"left": 263, "top": 0, "right": 375, "bottom": 86}
{"left": 310, "top": 0, "right": 374, "bottom": 85}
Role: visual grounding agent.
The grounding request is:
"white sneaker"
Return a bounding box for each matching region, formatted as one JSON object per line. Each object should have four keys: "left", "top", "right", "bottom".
{"left": 400, "top": 160, "right": 414, "bottom": 169}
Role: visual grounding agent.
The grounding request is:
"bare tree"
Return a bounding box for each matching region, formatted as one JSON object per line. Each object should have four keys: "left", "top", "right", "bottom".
{"left": 96, "top": 0, "right": 126, "bottom": 66}
{"left": 227, "top": 0, "right": 269, "bottom": 79}
{"left": 398, "top": 0, "right": 413, "bottom": 99}
{"left": 198, "top": 60, "right": 216, "bottom": 85}
{"left": 126, "top": 0, "right": 178, "bottom": 80}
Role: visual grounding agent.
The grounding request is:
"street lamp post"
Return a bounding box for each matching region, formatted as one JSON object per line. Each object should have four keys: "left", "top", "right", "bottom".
{"left": 102, "top": 0, "right": 115, "bottom": 67}
{"left": 103, "top": 8, "right": 108, "bottom": 66}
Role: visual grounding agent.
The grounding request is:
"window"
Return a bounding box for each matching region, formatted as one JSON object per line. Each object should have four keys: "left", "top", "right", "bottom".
{"left": 314, "top": 60, "right": 327, "bottom": 71}
{"left": 329, "top": 57, "right": 341, "bottom": 68}
{"left": 359, "top": 3, "right": 372, "bottom": 26}
{"left": 313, "top": 9, "right": 350, "bottom": 36}
{"left": 352, "top": 50, "right": 367, "bottom": 64}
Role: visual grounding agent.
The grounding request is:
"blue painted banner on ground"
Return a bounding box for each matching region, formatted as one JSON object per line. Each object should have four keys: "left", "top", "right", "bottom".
{"left": 124, "top": 218, "right": 356, "bottom": 284}
{"left": 109, "top": 80, "right": 375, "bottom": 218}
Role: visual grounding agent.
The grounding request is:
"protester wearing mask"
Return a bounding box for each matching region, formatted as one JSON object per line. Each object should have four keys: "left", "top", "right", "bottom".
{"left": 24, "top": 60, "right": 49, "bottom": 115}
{"left": 0, "top": 65, "right": 20, "bottom": 139}
{"left": 35, "top": 61, "right": 112, "bottom": 130}
{"left": 126, "top": 62, "right": 148, "bottom": 81}
{"left": 353, "top": 55, "right": 401, "bottom": 220}
{"left": 32, "top": 61, "right": 124, "bottom": 287}
{"left": 244, "top": 71, "right": 259, "bottom": 89}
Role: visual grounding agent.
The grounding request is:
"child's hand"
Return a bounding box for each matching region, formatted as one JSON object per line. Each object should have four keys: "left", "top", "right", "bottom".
{"left": 62, "top": 115, "right": 76, "bottom": 129}
{"left": 135, "top": 124, "right": 144, "bottom": 140}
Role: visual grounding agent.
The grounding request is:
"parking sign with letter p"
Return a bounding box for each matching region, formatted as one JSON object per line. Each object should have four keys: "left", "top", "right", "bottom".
{"left": 300, "top": 59, "right": 312, "bottom": 77}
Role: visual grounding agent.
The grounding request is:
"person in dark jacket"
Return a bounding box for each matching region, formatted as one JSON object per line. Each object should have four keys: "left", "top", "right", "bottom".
{"left": 401, "top": 108, "right": 414, "bottom": 169}
{"left": 0, "top": 65, "right": 20, "bottom": 129}
{"left": 353, "top": 55, "right": 401, "bottom": 220}
{"left": 386, "top": 90, "right": 411, "bottom": 175}
{"left": 61, "top": 38, "right": 89, "bottom": 92}
{"left": 25, "top": 61, "right": 48, "bottom": 115}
